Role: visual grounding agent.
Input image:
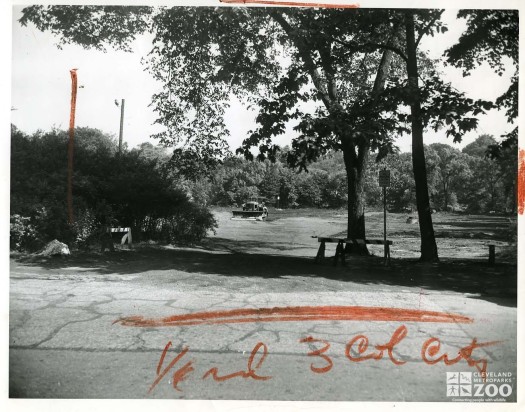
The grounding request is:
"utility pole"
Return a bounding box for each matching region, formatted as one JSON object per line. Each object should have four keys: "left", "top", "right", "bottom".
{"left": 118, "top": 98, "right": 125, "bottom": 154}
{"left": 67, "top": 68, "right": 78, "bottom": 225}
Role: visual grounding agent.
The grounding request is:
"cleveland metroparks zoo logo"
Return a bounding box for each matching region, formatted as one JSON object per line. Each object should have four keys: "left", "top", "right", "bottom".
{"left": 446, "top": 371, "right": 513, "bottom": 401}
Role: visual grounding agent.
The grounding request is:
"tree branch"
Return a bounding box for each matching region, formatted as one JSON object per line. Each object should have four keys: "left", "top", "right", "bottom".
{"left": 318, "top": 43, "right": 338, "bottom": 103}
{"left": 270, "top": 11, "right": 342, "bottom": 114}
{"left": 332, "top": 38, "right": 408, "bottom": 63}
{"left": 415, "top": 11, "right": 444, "bottom": 48}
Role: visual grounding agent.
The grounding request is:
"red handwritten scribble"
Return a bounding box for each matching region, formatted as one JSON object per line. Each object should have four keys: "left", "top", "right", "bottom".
{"left": 148, "top": 342, "right": 194, "bottom": 393}
{"left": 147, "top": 330, "right": 501, "bottom": 393}
{"left": 114, "top": 305, "right": 472, "bottom": 327}
{"left": 149, "top": 341, "right": 271, "bottom": 393}
{"left": 518, "top": 149, "right": 525, "bottom": 214}
{"left": 299, "top": 336, "right": 333, "bottom": 373}
{"left": 422, "top": 336, "right": 502, "bottom": 377}
{"left": 203, "top": 342, "right": 271, "bottom": 381}
{"left": 346, "top": 325, "right": 407, "bottom": 365}
{"left": 220, "top": 0, "right": 360, "bottom": 8}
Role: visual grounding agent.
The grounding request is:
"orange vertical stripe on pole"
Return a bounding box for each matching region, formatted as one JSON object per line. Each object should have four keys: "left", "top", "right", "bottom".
{"left": 67, "top": 69, "right": 78, "bottom": 225}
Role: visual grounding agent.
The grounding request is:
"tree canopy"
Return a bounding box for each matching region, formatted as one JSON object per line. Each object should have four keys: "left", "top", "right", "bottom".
{"left": 19, "top": 5, "right": 508, "bottom": 260}
{"left": 20, "top": 6, "right": 493, "bottom": 166}
{"left": 445, "top": 9, "right": 518, "bottom": 150}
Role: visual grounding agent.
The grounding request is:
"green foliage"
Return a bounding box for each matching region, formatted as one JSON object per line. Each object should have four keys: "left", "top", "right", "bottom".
{"left": 209, "top": 151, "right": 349, "bottom": 209}
{"left": 426, "top": 144, "right": 471, "bottom": 211}
{"left": 445, "top": 10, "right": 518, "bottom": 148}
{"left": 19, "top": 5, "right": 153, "bottom": 52}
{"left": 140, "top": 203, "right": 217, "bottom": 244}
{"left": 366, "top": 152, "right": 416, "bottom": 212}
{"left": 10, "top": 214, "right": 37, "bottom": 251}
{"left": 461, "top": 135, "right": 517, "bottom": 214}
{"left": 10, "top": 126, "right": 217, "bottom": 251}
{"left": 445, "top": 10, "right": 518, "bottom": 77}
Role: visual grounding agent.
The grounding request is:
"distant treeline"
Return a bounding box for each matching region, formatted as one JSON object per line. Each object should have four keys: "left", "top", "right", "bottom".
{"left": 201, "top": 134, "right": 517, "bottom": 214}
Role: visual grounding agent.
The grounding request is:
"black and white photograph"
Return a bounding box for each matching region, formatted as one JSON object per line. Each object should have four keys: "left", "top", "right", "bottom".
{"left": 4, "top": 0, "right": 522, "bottom": 409}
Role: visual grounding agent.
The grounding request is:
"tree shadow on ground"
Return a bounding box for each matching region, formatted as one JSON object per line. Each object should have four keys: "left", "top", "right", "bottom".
{"left": 13, "top": 239, "right": 517, "bottom": 308}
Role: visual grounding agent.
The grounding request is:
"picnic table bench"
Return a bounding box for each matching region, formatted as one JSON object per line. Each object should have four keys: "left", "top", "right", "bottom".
{"left": 315, "top": 237, "right": 392, "bottom": 266}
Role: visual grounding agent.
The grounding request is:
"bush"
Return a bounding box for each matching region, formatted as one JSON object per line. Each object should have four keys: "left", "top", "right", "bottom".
{"left": 139, "top": 202, "right": 217, "bottom": 244}
{"left": 11, "top": 125, "right": 218, "bottom": 251}
{"left": 10, "top": 214, "right": 37, "bottom": 251}
{"left": 72, "top": 208, "right": 100, "bottom": 249}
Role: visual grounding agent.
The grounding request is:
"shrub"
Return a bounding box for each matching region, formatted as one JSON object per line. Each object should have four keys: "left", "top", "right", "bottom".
{"left": 138, "top": 202, "right": 217, "bottom": 244}
{"left": 72, "top": 208, "right": 100, "bottom": 249}
{"left": 10, "top": 214, "right": 37, "bottom": 251}
{"left": 11, "top": 126, "right": 219, "bottom": 251}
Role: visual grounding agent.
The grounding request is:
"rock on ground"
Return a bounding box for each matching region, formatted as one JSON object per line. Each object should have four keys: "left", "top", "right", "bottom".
{"left": 39, "top": 240, "right": 70, "bottom": 256}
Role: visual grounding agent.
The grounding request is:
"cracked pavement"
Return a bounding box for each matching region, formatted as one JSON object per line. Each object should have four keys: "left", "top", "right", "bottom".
{"left": 9, "top": 213, "right": 518, "bottom": 401}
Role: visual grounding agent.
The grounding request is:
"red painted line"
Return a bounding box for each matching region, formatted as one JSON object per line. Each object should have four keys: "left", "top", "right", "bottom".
{"left": 220, "top": 0, "right": 360, "bottom": 8}
{"left": 114, "top": 305, "right": 473, "bottom": 327}
{"left": 67, "top": 68, "right": 78, "bottom": 225}
{"left": 518, "top": 149, "right": 525, "bottom": 215}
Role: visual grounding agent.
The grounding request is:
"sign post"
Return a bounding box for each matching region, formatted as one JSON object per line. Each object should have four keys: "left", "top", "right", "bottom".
{"left": 378, "top": 169, "right": 391, "bottom": 265}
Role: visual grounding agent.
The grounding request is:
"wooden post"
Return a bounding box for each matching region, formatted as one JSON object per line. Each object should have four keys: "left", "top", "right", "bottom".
{"left": 488, "top": 245, "right": 495, "bottom": 265}
{"left": 334, "top": 240, "right": 345, "bottom": 266}
{"left": 315, "top": 241, "right": 326, "bottom": 263}
{"left": 340, "top": 240, "right": 346, "bottom": 266}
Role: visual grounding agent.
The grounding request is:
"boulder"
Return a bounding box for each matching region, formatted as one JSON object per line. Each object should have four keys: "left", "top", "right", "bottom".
{"left": 39, "top": 239, "right": 70, "bottom": 256}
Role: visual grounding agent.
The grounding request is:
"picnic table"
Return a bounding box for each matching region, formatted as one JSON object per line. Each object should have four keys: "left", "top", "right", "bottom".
{"left": 315, "top": 237, "right": 392, "bottom": 266}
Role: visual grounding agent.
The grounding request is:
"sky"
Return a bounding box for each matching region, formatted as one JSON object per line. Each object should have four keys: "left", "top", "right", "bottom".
{"left": 10, "top": 6, "right": 516, "bottom": 154}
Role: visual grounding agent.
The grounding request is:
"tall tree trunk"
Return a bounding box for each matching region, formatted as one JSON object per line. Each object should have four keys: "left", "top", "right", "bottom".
{"left": 343, "top": 47, "right": 394, "bottom": 255}
{"left": 343, "top": 141, "right": 369, "bottom": 254}
{"left": 405, "top": 11, "right": 439, "bottom": 262}
{"left": 271, "top": 11, "right": 395, "bottom": 255}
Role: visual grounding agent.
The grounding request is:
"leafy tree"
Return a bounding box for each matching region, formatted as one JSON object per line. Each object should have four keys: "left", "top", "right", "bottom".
{"left": 462, "top": 134, "right": 498, "bottom": 158}
{"left": 210, "top": 156, "right": 264, "bottom": 205}
{"left": 379, "top": 152, "right": 417, "bottom": 212}
{"left": 258, "top": 161, "right": 284, "bottom": 203}
{"left": 20, "top": 6, "right": 494, "bottom": 260}
{"left": 445, "top": 10, "right": 518, "bottom": 150}
{"left": 495, "top": 140, "right": 518, "bottom": 213}
{"left": 461, "top": 135, "right": 498, "bottom": 212}
{"left": 133, "top": 142, "right": 170, "bottom": 164}
{"left": 462, "top": 134, "right": 516, "bottom": 214}
{"left": 296, "top": 170, "right": 325, "bottom": 207}
{"left": 295, "top": 152, "right": 348, "bottom": 208}
{"left": 427, "top": 143, "right": 471, "bottom": 211}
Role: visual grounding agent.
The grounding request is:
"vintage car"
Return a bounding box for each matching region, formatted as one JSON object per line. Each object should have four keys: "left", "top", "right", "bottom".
{"left": 231, "top": 198, "right": 268, "bottom": 220}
